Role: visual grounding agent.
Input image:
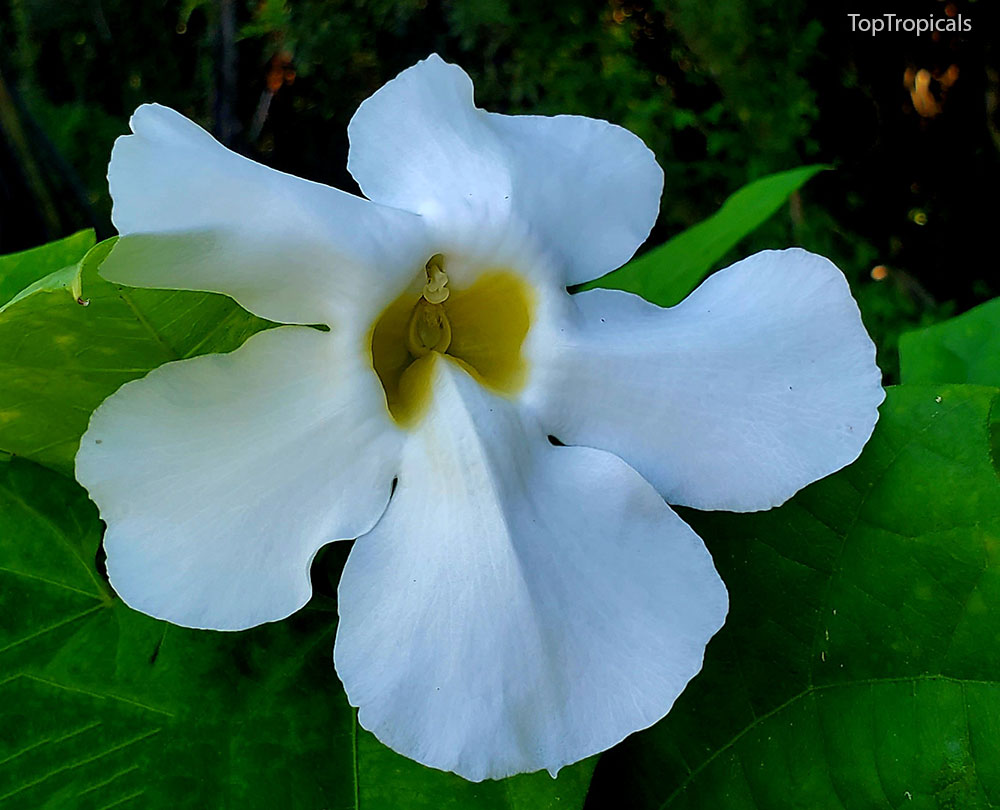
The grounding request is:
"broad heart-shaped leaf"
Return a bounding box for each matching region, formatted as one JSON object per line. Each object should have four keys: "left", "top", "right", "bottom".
{"left": 900, "top": 297, "right": 1000, "bottom": 387}
{"left": 0, "top": 230, "right": 95, "bottom": 309}
{"left": 577, "top": 165, "right": 826, "bottom": 306}
{"left": 0, "top": 458, "right": 593, "bottom": 809}
{"left": 586, "top": 384, "right": 1000, "bottom": 810}
{"left": 0, "top": 237, "right": 270, "bottom": 474}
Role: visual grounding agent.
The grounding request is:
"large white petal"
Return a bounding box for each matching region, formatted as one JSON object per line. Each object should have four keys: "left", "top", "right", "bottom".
{"left": 347, "top": 55, "right": 663, "bottom": 285}
{"left": 105, "top": 103, "right": 430, "bottom": 326}
{"left": 76, "top": 327, "right": 401, "bottom": 631}
{"left": 525, "top": 248, "right": 885, "bottom": 512}
{"left": 335, "top": 356, "right": 727, "bottom": 781}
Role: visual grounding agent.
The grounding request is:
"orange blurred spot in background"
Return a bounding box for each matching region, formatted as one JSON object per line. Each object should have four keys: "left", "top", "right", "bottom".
{"left": 904, "top": 63, "right": 959, "bottom": 119}
{"left": 911, "top": 69, "right": 940, "bottom": 118}
{"left": 266, "top": 51, "right": 294, "bottom": 94}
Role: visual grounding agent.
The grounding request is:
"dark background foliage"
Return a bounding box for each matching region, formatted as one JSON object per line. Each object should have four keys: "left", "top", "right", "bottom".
{"left": 0, "top": 0, "right": 996, "bottom": 380}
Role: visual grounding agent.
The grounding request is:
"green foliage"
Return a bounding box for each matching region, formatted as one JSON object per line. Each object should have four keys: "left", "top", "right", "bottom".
{"left": 0, "top": 232, "right": 268, "bottom": 474}
{"left": 0, "top": 457, "right": 593, "bottom": 808}
{"left": 581, "top": 165, "right": 825, "bottom": 305}
{"left": 0, "top": 229, "right": 95, "bottom": 308}
{"left": 664, "top": 0, "right": 823, "bottom": 177}
{"left": 0, "top": 235, "right": 101, "bottom": 315}
{"left": 898, "top": 296, "right": 1000, "bottom": 479}
{"left": 589, "top": 384, "right": 1000, "bottom": 808}
{"left": 900, "top": 298, "right": 1000, "bottom": 388}
{"left": 3, "top": 0, "right": 825, "bottom": 246}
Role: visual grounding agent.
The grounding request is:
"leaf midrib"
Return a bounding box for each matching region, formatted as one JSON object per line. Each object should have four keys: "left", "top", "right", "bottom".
{"left": 114, "top": 288, "right": 181, "bottom": 361}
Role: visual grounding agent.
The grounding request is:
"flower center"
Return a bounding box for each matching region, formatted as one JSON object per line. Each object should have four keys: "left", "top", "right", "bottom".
{"left": 406, "top": 257, "right": 453, "bottom": 357}
{"left": 370, "top": 255, "right": 533, "bottom": 427}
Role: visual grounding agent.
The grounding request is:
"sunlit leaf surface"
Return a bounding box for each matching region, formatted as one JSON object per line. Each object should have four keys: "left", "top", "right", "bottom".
{"left": 0, "top": 230, "right": 96, "bottom": 309}
{"left": 0, "top": 237, "right": 269, "bottom": 473}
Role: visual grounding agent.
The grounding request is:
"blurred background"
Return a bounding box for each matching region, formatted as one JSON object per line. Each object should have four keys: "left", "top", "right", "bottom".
{"left": 0, "top": 0, "right": 996, "bottom": 379}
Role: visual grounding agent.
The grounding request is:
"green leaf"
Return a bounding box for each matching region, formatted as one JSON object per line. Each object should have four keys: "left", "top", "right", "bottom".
{"left": 900, "top": 297, "right": 1000, "bottom": 387}
{"left": 0, "top": 230, "right": 95, "bottom": 309}
{"left": 0, "top": 236, "right": 117, "bottom": 318}
{"left": 579, "top": 165, "right": 826, "bottom": 306}
{"left": 0, "top": 262, "right": 85, "bottom": 314}
{"left": 588, "top": 384, "right": 1000, "bottom": 809}
{"left": 0, "top": 459, "right": 593, "bottom": 809}
{"left": 0, "top": 237, "right": 270, "bottom": 474}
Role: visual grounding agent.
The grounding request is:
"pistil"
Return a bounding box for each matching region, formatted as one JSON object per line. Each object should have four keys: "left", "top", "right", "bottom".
{"left": 407, "top": 299, "right": 452, "bottom": 357}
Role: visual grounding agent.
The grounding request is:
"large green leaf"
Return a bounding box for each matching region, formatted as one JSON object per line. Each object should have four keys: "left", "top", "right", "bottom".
{"left": 587, "top": 384, "right": 1000, "bottom": 809}
{"left": 0, "top": 237, "right": 269, "bottom": 474}
{"left": 0, "top": 230, "right": 95, "bottom": 309}
{"left": 0, "top": 458, "right": 593, "bottom": 809}
{"left": 900, "top": 297, "right": 1000, "bottom": 387}
{"left": 578, "top": 165, "right": 826, "bottom": 306}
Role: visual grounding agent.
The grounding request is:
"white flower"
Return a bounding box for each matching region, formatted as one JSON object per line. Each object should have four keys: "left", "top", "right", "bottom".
{"left": 75, "top": 55, "right": 884, "bottom": 781}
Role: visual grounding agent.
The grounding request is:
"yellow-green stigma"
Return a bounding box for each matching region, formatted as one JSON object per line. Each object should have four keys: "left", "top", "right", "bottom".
{"left": 421, "top": 253, "right": 451, "bottom": 304}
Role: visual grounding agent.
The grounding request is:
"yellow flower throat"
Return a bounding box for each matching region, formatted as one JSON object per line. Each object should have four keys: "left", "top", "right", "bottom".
{"left": 370, "top": 255, "right": 533, "bottom": 427}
